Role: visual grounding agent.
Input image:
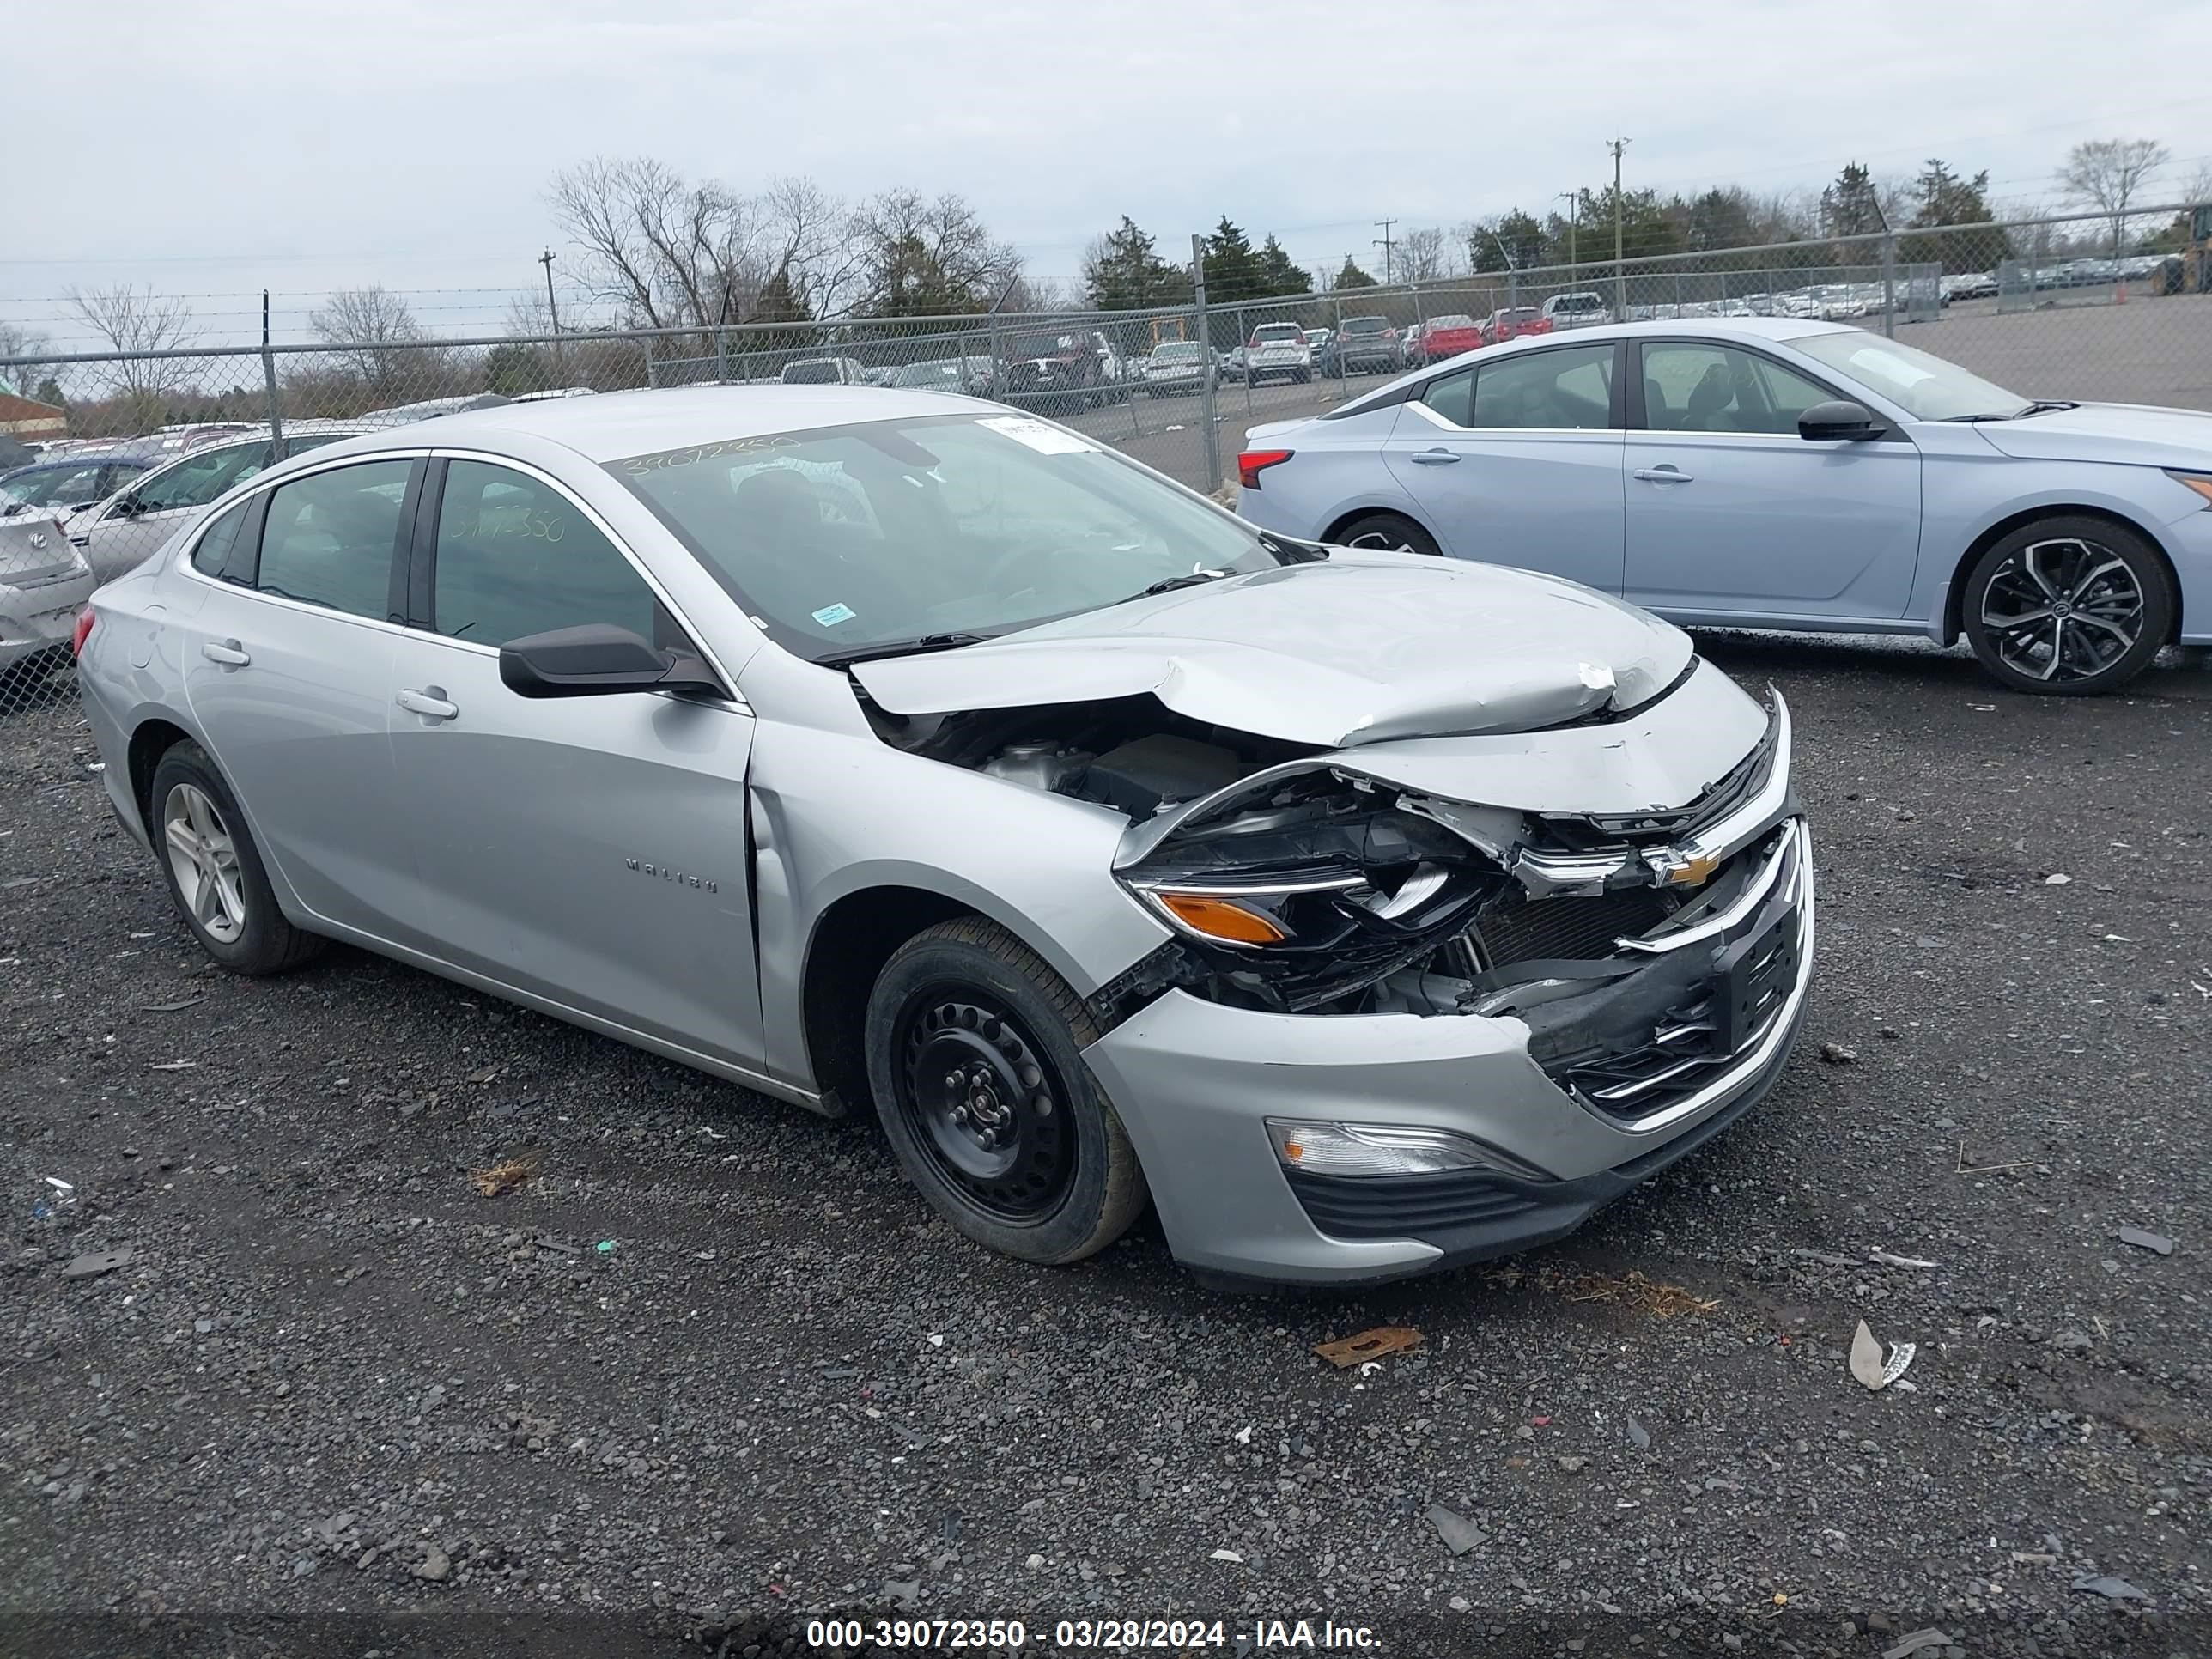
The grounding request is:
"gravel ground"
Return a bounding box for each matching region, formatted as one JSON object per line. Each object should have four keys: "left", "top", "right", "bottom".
{"left": 2, "top": 641, "right": 2208, "bottom": 1659}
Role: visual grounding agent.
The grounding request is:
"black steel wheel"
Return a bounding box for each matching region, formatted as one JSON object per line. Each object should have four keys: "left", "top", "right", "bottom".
{"left": 1961, "top": 515, "right": 2172, "bottom": 695}
{"left": 864, "top": 917, "right": 1146, "bottom": 1265}
{"left": 896, "top": 990, "right": 1073, "bottom": 1222}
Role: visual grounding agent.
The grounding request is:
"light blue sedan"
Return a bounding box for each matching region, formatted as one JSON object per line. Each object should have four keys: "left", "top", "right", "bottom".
{"left": 1236, "top": 319, "right": 2212, "bottom": 693}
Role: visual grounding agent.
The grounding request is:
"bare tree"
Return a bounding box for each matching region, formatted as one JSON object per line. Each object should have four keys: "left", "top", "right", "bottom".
{"left": 64, "top": 284, "right": 198, "bottom": 409}
{"left": 2060, "top": 138, "right": 2172, "bottom": 254}
{"left": 0, "top": 321, "right": 51, "bottom": 399}
{"left": 1396, "top": 226, "right": 1463, "bottom": 283}
{"left": 309, "top": 285, "right": 434, "bottom": 395}
{"left": 848, "top": 188, "right": 1022, "bottom": 317}
{"left": 547, "top": 158, "right": 864, "bottom": 332}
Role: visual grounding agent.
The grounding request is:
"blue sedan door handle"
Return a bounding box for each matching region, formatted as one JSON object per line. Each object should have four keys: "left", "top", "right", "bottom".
{"left": 1633, "top": 465, "right": 1694, "bottom": 483}
{"left": 1409, "top": 447, "right": 1462, "bottom": 465}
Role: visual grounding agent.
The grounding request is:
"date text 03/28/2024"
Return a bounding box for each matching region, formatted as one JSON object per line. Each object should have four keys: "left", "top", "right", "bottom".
{"left": 804, "top": 1618, "right": 1383, "bottom": 1650}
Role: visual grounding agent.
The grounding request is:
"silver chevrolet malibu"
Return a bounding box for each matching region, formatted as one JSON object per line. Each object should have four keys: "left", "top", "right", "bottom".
{"left": 76, "top": 387, "right": 1814, "bottom": 1287}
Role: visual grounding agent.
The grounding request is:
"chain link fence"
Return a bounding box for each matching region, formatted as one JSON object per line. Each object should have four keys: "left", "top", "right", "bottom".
{"left": 3, "top": 202, "right": 2206, "bottom": 726}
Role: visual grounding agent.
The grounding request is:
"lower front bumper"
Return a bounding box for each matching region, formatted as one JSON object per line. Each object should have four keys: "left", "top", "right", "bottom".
{"left": 1081, "top": 820, "right": 1814, "bottom": 1285}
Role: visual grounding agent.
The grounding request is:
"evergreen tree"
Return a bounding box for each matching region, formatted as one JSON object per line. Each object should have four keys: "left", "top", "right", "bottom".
{"left": 1820, "top": 162, "right": 1887, "bottom": 239}
{"left": 1254, "top": 234, "right": 1309, "bottom": 296}
{"left": 1203, "top": 217, "right": 1263, "bottom": 303}
{"left": 1082, "top": 217, "right": 1189, "bottom": 309}
{"left": 1333, "top": 256, "right": 1377, "bottom": 289}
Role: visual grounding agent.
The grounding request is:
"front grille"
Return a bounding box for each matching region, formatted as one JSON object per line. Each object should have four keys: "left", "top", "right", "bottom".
{"left": 1285, "top": 1168, "right": 1544, "bottom": 1241}
{"left": 1474, "top": 887, "right": 1678, "bottom": 966}
{"left": 1543, "top": 829, "right": 1808, "bottom": 1124}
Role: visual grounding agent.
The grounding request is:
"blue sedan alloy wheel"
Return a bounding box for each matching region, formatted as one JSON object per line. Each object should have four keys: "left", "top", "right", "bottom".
{"left": 1962, "top": 515, "right": 2173, "bottom": 695}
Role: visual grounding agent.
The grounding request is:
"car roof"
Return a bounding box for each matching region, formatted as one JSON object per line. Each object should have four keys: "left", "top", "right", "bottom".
{"left": 1488, "top": 316, "right": 1847, "bottom": 350}
{"left": 301, "top": 385, "right": 1004, "bottom": 465}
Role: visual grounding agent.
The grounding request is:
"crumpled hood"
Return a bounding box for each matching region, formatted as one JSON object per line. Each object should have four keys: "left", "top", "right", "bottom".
{"left": 851, "top": 550, "right": 1694, "bottom": 749}
{"left": 1972, "top": 401, "right": 2212, "bottom": 470}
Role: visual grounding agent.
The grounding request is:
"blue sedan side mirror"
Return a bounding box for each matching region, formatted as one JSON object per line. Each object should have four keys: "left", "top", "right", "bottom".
{"left": 1798, "top": 400, "right": 1882, "bottom": 441}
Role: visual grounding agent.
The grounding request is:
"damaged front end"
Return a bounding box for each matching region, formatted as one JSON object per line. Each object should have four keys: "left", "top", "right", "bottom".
{"left": 1100, "top": 691, "right": 1807, "bottom": 1125}
{"left": 863, "top": 660, "right": 1807, "bottom": 1134}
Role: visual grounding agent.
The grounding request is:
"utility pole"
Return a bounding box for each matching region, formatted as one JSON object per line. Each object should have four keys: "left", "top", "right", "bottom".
{"left": 1606, "top": 137, "right": 1631, "bottom": 315}
{"left": 1555, "top": 191, "right": 1578, "bottom": 268}
{"left": 538, "top": 247, "right": 565, "bottom": 378}
{"left": 1372, "top": 218, "right": 1397, "bottom": 285}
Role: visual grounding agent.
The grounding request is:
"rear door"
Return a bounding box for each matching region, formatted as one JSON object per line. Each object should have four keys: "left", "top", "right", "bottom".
{"left": 1381, "top": 340, "right": 1626, "bottom": 592}
{"left": 178, "top": 455, "right": 422, "bottom": 936}
{"left": 1621, "top": 338, "right": 1922, "bottom": 620}
{"left": 383, "top": 454, "right": 764, "bottom": 1067}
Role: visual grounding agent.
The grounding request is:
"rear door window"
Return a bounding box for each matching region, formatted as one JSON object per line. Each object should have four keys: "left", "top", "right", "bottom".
{"left": 1470, "top": 344, "right": 1615, "bottom": 430}
{"left": 256, "top": 459, "right": 413, "bottom": 621}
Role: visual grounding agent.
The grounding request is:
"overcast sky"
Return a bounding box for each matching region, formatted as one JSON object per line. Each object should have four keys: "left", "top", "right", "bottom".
{"left": 10, "top": 0, "right": 2210, "bottom": 350}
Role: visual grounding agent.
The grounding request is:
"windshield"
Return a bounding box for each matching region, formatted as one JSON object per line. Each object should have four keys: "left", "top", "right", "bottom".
{"left": 895, "top": 360, "right": 964, "bottom": 386}
{"left": 1790, "top": 329, "right": 2027, "bottom": 421}
{"left": 1342, "top": 317, "right": 1388, "bottom": 334}
{"left": 1430, "top": 315, "right": 1476, "bottom": 330}
{"left": 1152, "top": 343, "right": 1203, "bottom": 361}
{"left": 1252, "top": 324, "right": 1303, "bottom": 343}
{"left": 611, "top": 414, "right": 1287, "bottom": 664}
{"left": 782, "top": 361, "right": 844, "bottom": 385}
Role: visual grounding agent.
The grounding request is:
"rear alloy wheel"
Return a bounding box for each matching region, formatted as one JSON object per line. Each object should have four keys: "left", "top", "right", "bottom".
{"left": 1334, "top": 512, "right": 1442, "bottom": 558}
{"left": 1961, "top": 515, "right": 2172, "bottom": 695}
{"left": 865, "top": 917, "right": 1146, "bottom": 1266}
{"left": 149, "top": 741, "right": 325, "bottom": 975}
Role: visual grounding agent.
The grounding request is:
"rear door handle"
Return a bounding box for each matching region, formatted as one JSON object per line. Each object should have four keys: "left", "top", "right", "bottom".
{"left": 1408, "top": 448, "right": 1462, "bottom": 465}
{"left": 201, "top": 640, "right": 250, "bottom": 666}
{"left": 1633, "top": 465, "right": 1693, "bottom": 483}
{"left": 396, "top": 687, "right": 459, "bottom": 721}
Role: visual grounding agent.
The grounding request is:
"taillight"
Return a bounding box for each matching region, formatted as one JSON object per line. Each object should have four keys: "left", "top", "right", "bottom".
{"left": 1237, "top": 449, "right": 1294, "bottom": 489}
{"left": 70, "top": 606, "right": 96, "bottom": 659}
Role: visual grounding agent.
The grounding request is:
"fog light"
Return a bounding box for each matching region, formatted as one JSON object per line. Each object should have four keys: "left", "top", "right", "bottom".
{"left": 1267, "top": 1119, "right": 1519, "bottom": 1178}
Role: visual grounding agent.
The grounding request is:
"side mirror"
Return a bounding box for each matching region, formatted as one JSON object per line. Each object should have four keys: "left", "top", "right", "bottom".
{"left": 499, "top": 623, "right": 721, "bottom": 700}
{"left": 1798, "top": 399, "right": 1882, "bottom": 441}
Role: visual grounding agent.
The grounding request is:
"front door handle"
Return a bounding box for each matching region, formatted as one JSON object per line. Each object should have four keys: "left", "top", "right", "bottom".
{"left": 201, "top": 640, "right": 250, "bottom": 666}
{"left": 396, "top": 686, "right": 459, "bottom": 722}
{"left": 1633, "top": 465, "right": 1694, "bottom": 483}
{"left": 1408, "top": 448, "right": 1462, "bottom": 465}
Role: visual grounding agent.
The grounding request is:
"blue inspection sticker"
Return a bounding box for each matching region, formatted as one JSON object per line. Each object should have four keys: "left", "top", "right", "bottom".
{"left": 811, "top": 602, "right": 857, "bottom": 627}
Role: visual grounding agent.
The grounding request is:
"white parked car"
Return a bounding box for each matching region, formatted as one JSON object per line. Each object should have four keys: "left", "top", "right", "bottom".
{"left": 1244, "top": 322, "right": 1313, "bottom": 386}
{"left": 1541, "top": 292, "right": 1612, "bottom": 330}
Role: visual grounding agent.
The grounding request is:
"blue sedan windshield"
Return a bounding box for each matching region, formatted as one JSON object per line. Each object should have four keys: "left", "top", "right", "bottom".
{"left": 1791, "top": 330, "right": 2028, "bottom": 422}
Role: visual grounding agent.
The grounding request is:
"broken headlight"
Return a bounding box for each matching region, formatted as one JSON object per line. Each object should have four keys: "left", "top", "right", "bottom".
{"left": 1117, "top": 770, "right": 1509, "bottom": 1011}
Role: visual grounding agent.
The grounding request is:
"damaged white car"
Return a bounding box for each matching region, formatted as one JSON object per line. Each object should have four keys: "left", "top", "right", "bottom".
{"left": 76, "top": 387, "right": 1813, "bottom": 1287}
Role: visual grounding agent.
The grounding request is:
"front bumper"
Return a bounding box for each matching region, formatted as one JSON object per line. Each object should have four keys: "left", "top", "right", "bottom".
{"left": 1083, "top": 818, "right": 1814, "bottom": 1285}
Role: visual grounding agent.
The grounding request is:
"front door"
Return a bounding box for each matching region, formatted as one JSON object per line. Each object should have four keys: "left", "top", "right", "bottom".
{"left": 1622, "top": 339, "right": 1923, "bottom": 621}
{"left": 383, "top": 457, "right": 764, "bottom": 1067}
{"left": 1381, "top": 341, "right": 1626, "bottom": 592}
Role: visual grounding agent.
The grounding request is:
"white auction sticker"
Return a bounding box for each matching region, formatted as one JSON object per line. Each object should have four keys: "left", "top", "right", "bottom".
{"left": 976, "top": 415, "right": 1097, "bottom": 454}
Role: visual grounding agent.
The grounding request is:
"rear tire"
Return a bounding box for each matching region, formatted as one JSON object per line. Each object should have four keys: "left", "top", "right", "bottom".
{"left": 865, "top": 917, "right": 1147, "bottom": 1267}
{"left": 1334, "top": 512, "right": 1442, "bottom": 558}
{"left": 1960, "top": 515, "right": 2172, "bottom": 695}
{"left": 148, "top": 741, "right": 325, "bottom": 975}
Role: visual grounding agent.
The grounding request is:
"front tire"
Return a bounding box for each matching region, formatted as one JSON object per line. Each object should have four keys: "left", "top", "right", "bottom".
{"left": 1334, "top": 512, "right": 1442, "bottom": 557}
{"left": 1960, "top": 515, "right": 2172, "bottom": 695}
{"left": 865, "top": 918, "right": 1147, "bottom": 1267}
{"left": 148, "top": 741, "right": 325, "bottom": 975}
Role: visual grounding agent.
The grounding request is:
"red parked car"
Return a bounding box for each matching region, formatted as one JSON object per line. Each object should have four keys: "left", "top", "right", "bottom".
{"left": 1415, "top": 313, "right": 1486, "bottom": 363}
{"left": 1478, "top": 307, "right": 1552, "bottom": 345}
